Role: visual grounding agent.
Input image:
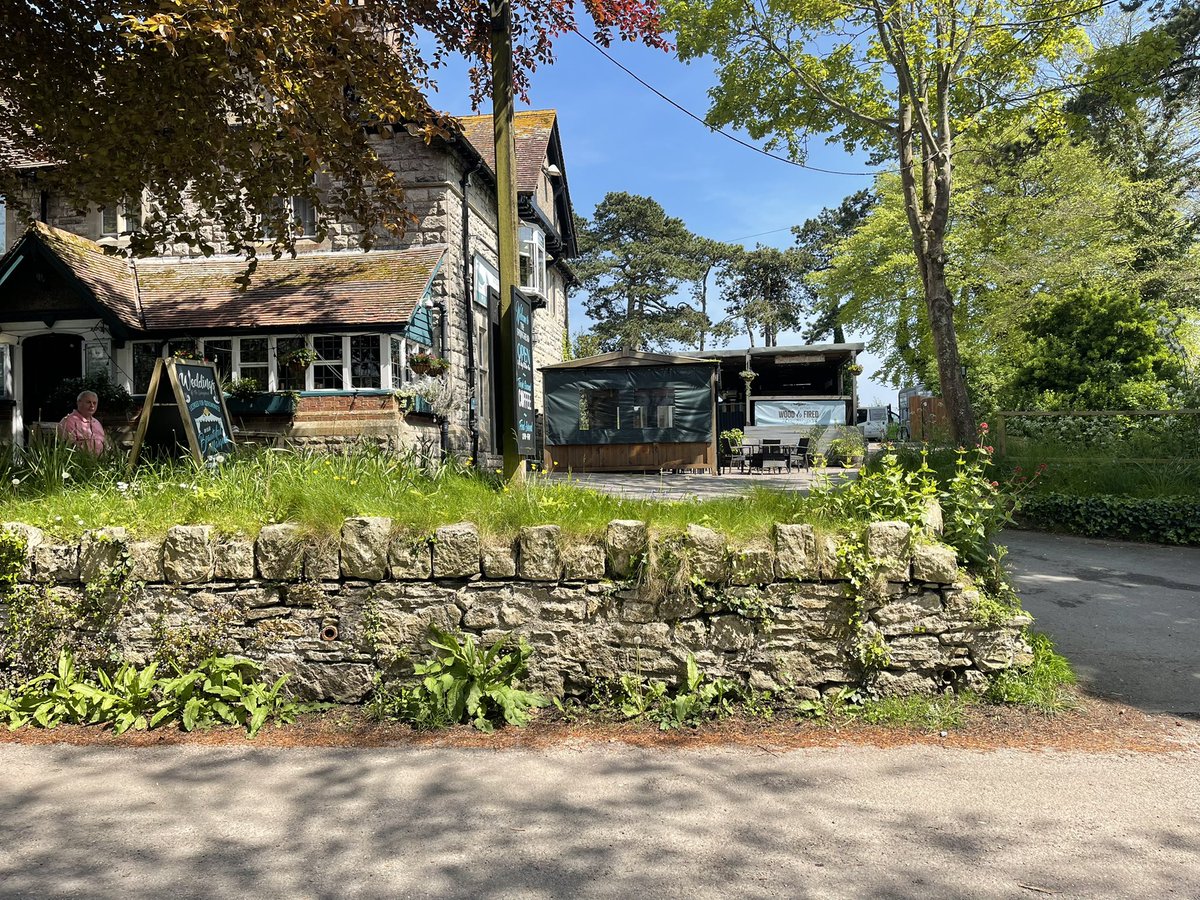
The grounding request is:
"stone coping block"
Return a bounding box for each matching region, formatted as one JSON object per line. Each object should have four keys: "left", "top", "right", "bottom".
{"left": 257, "top": 524, "right": 304, "bottom": 581}
{"left": 79, "top": 527, "right": 128, "bottom": 583}
{"left": 865, "top": 521, "right": 912, "bottom": 582}
{"left": 163, "top": 525, "right": 214, "bottom": 584}
{"left": 341, "top": 517, "right": 391, "bottom": 581}
{"left": 605, "top": 520, "right": 647, "bottom": 579}
{"left": 481, "top": 541, "right": 517, "bottom": 579}
{"left": 519, "top": 526, "right": 562, "bottom": 581}
{"left": 433, "top": 523, "right": 481, "bottom": 579}
{"left": 686, "top": 524, "right": 729, "bottom": 584}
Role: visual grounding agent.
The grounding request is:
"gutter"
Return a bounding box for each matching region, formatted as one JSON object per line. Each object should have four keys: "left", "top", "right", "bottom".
{"left": 461, "top": 160, "right": 484, "bottom": 467}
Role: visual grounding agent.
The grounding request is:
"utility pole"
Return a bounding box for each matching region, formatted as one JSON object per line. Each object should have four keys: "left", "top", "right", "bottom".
{"left": 490, "top": 0, "right": 524, "bottom": 480}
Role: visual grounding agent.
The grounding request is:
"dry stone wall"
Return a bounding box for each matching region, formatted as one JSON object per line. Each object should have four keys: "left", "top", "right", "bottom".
{"left": 0, "top": 518, "right": 1032, "bottom": 702}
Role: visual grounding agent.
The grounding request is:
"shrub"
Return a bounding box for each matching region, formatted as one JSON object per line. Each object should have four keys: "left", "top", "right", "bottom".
{"left": 45, "top": 373, "right": 134, "bottom": 419}
{"left": 370, "top": 626, "right": 548, "bottom": 732}
{"left": 1015, "top": 493, "right": 1200, "bottom": 545}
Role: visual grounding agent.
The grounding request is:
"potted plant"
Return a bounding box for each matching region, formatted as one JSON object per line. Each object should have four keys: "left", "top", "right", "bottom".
{"left": 279, "top": 346, "right": 318, "bottom": 376}
{"left": 409, "top": 352, "right": 448, "bottom": 376}
{"left": 845, "top": 363, "right": 864, "bottom": 376}
{"left": 739, "top": 369, "right": 757, "bottom": 384}
{"left": 225, "top": 376, "right": 261, "bottom": 403}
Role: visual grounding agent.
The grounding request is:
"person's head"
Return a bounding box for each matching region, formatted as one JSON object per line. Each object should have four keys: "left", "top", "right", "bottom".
{"left": 76, "top": 390, "right": 99, "bottom": 417}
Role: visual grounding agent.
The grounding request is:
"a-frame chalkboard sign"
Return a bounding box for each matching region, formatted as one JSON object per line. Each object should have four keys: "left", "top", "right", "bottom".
{"left": 129, "top": 358, "right": 235, "bottom": 466}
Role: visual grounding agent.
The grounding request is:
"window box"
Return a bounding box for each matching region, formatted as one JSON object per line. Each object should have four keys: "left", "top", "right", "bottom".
{"left": 224, "top": 392, "right": 298, "bottom": 416}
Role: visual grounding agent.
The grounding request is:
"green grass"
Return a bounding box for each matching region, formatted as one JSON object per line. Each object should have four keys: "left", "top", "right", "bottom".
{"left": 852, "top": 693, "right": 969, "bottom": 729}
{"left": 984, "top": 632, "right": 1077, "bottom": 713}
{"left": 0, "top": 443, "right": 839, "bottom": 542}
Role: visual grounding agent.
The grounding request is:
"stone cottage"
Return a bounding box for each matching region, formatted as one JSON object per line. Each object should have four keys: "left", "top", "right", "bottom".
{"left": 0, "top": 110, "right": 577, "bottom": 463}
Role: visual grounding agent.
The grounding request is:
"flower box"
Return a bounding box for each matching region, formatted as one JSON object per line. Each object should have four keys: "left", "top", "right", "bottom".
{"left": 224, "top": 393, "right": 298, "bottom": 416}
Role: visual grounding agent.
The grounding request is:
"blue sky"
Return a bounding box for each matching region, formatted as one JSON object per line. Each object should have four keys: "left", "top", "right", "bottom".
{"left": 425, "top": 34, "right": 898, "bottom": 407}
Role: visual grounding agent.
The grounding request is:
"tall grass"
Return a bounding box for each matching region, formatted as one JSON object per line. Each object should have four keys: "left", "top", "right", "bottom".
{"left": 0, "top": 442, "right": 838, "bottom": 542}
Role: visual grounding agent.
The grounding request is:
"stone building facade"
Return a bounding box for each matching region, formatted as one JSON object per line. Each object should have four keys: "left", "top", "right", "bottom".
{"left": 0, "top": 111, "right": 576, "bottom": 463}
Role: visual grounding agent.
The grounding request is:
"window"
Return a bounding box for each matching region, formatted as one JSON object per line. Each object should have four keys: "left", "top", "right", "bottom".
{"left": 132, "top": 341, "right": 162, "bottom": 393}
{"left": 518, "top": 224, "right": 547, "bottom": 297}
{"left": 350, "top": 335, "right": 381, "bottom": 389}
{"left": 292, "top": 195, "right": 317, "bottom": 238}
{"left": 633, "top": 388, "right": 676, "bottom": 429}
{"left": 84, "top": 342, "right": 111, "bottom": 380}
{"left": 100, "top": 198, "right": 142, "bottom": 237}
{"left": 390, "top": 337, "right": 405, "bottom": 389}
{"left": 239, "top": 338, "right": 270, "bottom": 390}
{"left": 579, "top": 389, "right": 618, "bottom": 431}
{"left": 312, "top": 335, "right": 344, "bottom": 389}
{"left": 203, "top": 339, "right": 233, "bottom": 385}
{"left": 167, "top": 339, "right": 197, "bottom": 359}
{"left": 275, "top": 335, "right": 306, "bottom": 391}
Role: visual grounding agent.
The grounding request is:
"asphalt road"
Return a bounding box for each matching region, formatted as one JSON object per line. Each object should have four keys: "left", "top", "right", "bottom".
{"left": 1, "top": 743, "right": 1198, "bottom": 899}
{"left": 1003, "top": 530, "right": 1200, "bottom": 717}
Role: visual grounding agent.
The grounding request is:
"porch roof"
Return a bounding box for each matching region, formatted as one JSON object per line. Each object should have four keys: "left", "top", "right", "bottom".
{"left": 1, "top": 223, "right": 446, "bottom": 333}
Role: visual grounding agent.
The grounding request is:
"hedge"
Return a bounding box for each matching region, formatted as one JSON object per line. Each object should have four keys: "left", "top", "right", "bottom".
{"left": 1014, "top": 493, "right": 1200, "bottom": 545}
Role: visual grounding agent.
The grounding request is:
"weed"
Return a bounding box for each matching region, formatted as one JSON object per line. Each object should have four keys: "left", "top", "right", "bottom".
{"left": 985, "top": 632, "right": 1077, "bottom": 712}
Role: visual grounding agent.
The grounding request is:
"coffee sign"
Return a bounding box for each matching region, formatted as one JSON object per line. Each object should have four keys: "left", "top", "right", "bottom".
{"left": 511, "top": 287, "right": 536, "bottom": 456}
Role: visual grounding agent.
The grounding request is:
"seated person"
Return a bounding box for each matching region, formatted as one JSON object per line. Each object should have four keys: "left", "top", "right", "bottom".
{"left": 58, "top": 390, "right": 107, "bottom": 454}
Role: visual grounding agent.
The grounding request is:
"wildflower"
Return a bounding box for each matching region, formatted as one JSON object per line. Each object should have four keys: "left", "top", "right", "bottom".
{"left": 979, "top": 422, "right": 989, "bottom": 432}
{"left": 990, "top": 481, "right": 999, "bottom": 488}
{"left": 984, "top": 445, "right": 994, "bottom": 454}
{"left": 54, "top": 516, "right": 62, "bottom": 522}
{"left": 116, "top": 481, "right": 128, "bottom": 492}
{"left": 10, "top": 477, "right": 19, "bottom": 486}
{"left": 62, "top": 471, "right": 72, "bottom": 480}
{"left": 350, "top": 479, "right": 358, "bottom": 486}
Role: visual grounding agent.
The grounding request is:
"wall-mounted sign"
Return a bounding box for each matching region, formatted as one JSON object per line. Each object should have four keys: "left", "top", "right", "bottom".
{"left": 754, "top": 399, "right": 846, "bottom": 426}
{"left": 511, "top": 287, "right": 536, "bottom": 456}
{"left": 774, "top": 354, "right": 825, "bottom": 365}
{"left": 129, "top": 358, "right": 235, "bottom": 466}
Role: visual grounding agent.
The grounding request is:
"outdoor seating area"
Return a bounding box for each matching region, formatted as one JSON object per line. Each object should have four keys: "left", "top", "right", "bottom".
{"left": 722, "top": 426, "right": 816, "bottom": 474}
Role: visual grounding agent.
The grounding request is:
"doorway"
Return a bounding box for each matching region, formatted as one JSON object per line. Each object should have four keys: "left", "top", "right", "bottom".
{"left": 23, "top": 333, "right": 82, "bottom": 426}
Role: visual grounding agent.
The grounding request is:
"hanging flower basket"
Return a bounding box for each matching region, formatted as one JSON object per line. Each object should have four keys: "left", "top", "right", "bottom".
{"left": 279, "top": 347, "right": 318, "bottom": 376}
{"left": 409, "top": 353, "right": 448, "bottom": 376}
{"left": 845, "top": 363, "right": 864, "bottom": 376}
{"left": 739, "top": 370, "right": 757, "bottom": 383}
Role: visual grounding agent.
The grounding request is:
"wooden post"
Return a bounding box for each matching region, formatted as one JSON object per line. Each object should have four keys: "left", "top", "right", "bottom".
{"left": 491, "top": 0, "right": 524, "bottom": 481}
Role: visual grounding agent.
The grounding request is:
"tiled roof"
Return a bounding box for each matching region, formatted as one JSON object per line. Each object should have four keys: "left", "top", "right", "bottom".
{"left": 31, "top": 222, "right": 142, "bottom": 329}
{"left": 457, "top": 110, "right": 557, "bottom": 195}
{"left": 135, "top": 247, "right": 446, "bottom": 331}
{"left": 14, "top": 223, "right": 444, "bottom": 333}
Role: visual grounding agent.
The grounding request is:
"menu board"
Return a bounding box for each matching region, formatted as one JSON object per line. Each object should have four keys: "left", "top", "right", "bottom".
{"left": 511, "top": 287, "right": 536, "bottom": 456}
{"left": 129, "top": 358, "right": 235, "bottom": 466}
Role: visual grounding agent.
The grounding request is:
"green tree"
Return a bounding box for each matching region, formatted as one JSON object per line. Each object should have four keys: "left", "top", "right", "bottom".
{"left": 819, "top": 131, "right": 1196, "bottom": 412}
{"left": 792, "top": 189, "right": 876, "bottom": 344}
{"left": 1012, "top": 284, "right": 1181, "bottom": 409}
{"left": 680, "top": 235, "right": 742, "bottom": 350}
{"left": 0, "top": 0, "right": 664, "bottom": 259}
{"left": 717, "top": 245, "right": 808, "bottom": 348}
{"left": 665, "top": 0, "right": 1098, "bottom": 442}
{"left": 575, "top": 192, "right": 709, "bottom": 351}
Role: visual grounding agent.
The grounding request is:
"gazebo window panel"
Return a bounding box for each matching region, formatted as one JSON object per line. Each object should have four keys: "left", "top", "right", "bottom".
{"left": 632, "top": 387, "right": 676, "bottom": 429}
{"left": 579, "top": 388, "right": 618, "bottom": 431}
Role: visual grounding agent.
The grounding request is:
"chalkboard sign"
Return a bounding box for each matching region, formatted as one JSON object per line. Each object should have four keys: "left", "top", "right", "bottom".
{"left": 511, "top": 287, "right": 536, "bottom": 456}
{"left": 129, "top": 358, "right": 235, "bottom": 466}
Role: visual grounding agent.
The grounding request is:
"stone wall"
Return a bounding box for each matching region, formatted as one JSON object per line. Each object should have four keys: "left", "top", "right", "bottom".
{"left": 0, "top": 518, "right": 1032, "bottom": 703}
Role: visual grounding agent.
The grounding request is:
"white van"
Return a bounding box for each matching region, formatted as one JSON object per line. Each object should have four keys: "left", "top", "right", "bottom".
{"left": 856, "top": 405, "right": 899, "bottom": 441}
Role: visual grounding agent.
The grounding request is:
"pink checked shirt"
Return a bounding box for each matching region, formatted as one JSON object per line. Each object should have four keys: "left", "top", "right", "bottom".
{"left": 58, "top": 410, "right": 106, "bottom": 454}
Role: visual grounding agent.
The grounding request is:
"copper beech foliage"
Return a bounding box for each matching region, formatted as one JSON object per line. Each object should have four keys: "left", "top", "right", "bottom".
{"left": 0, "top": 0, "right": 665, "bottom": 261}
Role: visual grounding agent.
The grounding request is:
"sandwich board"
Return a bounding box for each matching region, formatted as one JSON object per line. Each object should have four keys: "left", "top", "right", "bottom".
{"left": 129, "top": 358, "right": 235, "bottom": 466}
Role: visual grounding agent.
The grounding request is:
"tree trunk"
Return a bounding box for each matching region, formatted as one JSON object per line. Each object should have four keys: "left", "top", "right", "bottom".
{"left": 924, "top": 252, "right": 974, "bottom": 443}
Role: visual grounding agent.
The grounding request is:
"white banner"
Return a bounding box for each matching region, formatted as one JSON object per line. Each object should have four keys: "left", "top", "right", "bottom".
{"left": 754, "top": 400, "right": 846, "bottom": 426}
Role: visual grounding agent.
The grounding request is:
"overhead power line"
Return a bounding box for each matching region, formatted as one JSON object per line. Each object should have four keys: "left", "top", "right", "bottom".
{"left": 570, "top": 28, "right": 885, "bottom": 177}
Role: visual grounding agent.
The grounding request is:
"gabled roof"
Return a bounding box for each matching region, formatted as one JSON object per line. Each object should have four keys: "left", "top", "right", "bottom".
{"left": 457, "top": 110, "right": 557, "bottom": 195}
{"left": 543, "top": 350, "right": 719, "bottom": 370}
{"left": 0, "top": 223, "right": 446, "bottom": 333}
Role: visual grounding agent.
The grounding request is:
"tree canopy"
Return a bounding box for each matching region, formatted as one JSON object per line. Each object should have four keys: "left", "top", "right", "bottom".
{"left": 0, "top": 0, "right": 664, "bottom": 259}
{"left": 665, "top": 0, "right": 1100, "bottom": 441}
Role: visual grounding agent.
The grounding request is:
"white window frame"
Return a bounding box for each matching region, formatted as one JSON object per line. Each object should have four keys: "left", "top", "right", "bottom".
{"left": 518, "top": 224, "right": 547, "bottom": 298}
